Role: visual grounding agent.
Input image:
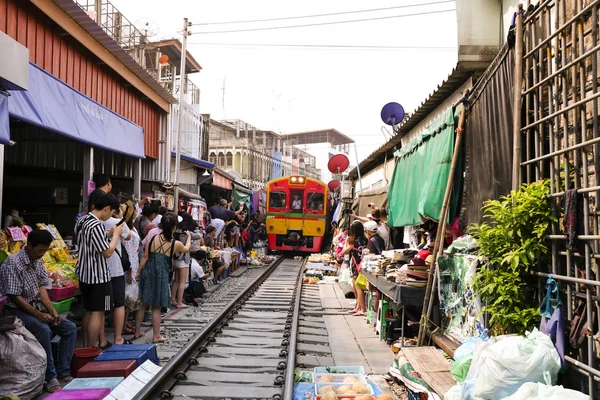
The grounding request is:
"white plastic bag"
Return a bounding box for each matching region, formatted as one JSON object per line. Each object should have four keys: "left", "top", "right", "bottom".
{"left": 501, "top": 382, "right": 588, "bottom": 400}
{"left": 474, "top": 328, "right": 561, "bottom": 400}
{"left": 125, "top": 280, "right": 141, "bottom": 310}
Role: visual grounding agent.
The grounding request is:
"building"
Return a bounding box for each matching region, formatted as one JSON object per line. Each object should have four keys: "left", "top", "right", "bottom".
{"left": 0, "top": 0, "right": 184, "bottom": 234}
{"left": 206, "top": 118, "right": 319, "bottom": 189}
{"left": 283, "top": 129, "right": 355, "bottom": 184}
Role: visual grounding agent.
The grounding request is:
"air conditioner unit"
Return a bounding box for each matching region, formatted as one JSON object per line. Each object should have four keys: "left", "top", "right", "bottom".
{"left": 341, "top": 181, "right": 353, "bottom": 199}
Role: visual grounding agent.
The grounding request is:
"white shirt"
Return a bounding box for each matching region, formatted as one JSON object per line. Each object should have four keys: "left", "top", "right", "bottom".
{"left": 104, "top": 217, "right": 131, "bottom": 278}
{"left": 378, "top": 223, "right": 390, "bottom": 250}
{"left": 152, "top": 214, "right": 163, "bottom": 226}
{"left": 185, "top": 259, "right": 205, "bottom": 289}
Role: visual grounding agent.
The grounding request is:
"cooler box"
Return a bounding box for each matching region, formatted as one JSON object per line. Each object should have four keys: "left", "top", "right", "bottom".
{"left": 45, "top": 388, "right": 110, "bottom": 399}
{"left": 106, "top": 343, "right": 159, "bottom": 365}
{"left": 77, "top": 359, "right": 137, "bottom": 378}
{"left": 64, "top": 377, "right": 124, "bottom": 391}
{"left": 94, "top": 350, "right": 150, "bottom": 367}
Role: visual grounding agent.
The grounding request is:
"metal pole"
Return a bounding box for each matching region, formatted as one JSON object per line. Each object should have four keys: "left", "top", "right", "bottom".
{"left": 353, "top": 143, "right": 363, "bottom": 194}
{"left": 417, "top": 103, "right": 466, "bottom": 347}
{"left": 173, "top": 17, "right": 189, "bottom": 210}
{"left": 512, "top": 6, "right": 524, "bottom": 191}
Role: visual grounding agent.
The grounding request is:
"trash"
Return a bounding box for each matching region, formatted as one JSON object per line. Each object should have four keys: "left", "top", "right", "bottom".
{"left": 474, "top": 329, "right": 561, "bottom": 399}
{"left": 450, "top": 354, "right": 472, "bottom": 383}
{"left": 501, "top": 381, "right": 588, "bottom": 400}
{"left": 454, "top": 329, "right": 489, "bottom": 361}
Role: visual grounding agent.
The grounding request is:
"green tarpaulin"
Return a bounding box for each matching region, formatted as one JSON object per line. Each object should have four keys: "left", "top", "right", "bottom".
{"left": 388, "top": 107, "right": 459, "bottom": 227}
{"left": 232, "top": 184, "right": 252, "bottom": 210}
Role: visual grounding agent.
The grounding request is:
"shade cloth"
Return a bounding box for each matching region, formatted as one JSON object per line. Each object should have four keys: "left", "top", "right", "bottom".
{"left": 362, "top": 270, "right": 425, "bottom": 309}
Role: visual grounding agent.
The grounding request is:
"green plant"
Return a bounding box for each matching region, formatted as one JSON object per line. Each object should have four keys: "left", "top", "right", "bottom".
{"left": 468, "top": 180, "right": 556, "bottom": 335}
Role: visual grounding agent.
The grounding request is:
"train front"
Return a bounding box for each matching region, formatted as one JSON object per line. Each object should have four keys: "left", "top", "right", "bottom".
{"left": 266, "top": 176, "right": 328, "bottom": 252}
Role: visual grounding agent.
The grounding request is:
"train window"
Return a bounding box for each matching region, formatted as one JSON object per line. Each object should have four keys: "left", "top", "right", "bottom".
{"left": 307, "top": 192, "right": 324, "bottom": 212}
{"left": 269, "top": 191, "right": 287, "bottom": 208}
{"left": 291, "top": 190, "right": 303, "bottom": 212}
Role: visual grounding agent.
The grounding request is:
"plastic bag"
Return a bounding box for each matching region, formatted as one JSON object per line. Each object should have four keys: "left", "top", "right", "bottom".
{"left": 474, "top": 329, "right": 561, "bottom": 400}
{"left": 451, "top": 354, "right": 472, "bottom": 383}
{"left": 501, "top": 381, "right": 588, "bottom": 400}
{"left": 0, "top": 317, "right": 46, "bottom": 399}
{"left": 125, "top": 280, "right": 142, "bottom": 311}
{"left": 355, "top": 273, "right": 368, "bottom": 290}
{"left": 454, "top": 329, "right": 489, "bottom": 361}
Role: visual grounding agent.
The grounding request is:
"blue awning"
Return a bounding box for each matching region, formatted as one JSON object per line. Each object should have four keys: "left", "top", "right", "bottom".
{"left": 7, "top": 62, "right": 145, "bottom": 158}
{"left": 172, "top": 152, "right": 215, "bottom": 169}
{"left": 0, "top": 92, "right": 9, "bottom": 145}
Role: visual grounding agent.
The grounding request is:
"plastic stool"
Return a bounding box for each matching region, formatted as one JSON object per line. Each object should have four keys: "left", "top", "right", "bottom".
{"left": 366, "top": 291, "right": 373, "bottom": 324}
{"left": 376, "top": 299, "right": 390, "bottom": 339}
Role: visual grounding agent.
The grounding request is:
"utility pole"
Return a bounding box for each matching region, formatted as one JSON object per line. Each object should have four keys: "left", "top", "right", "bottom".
{"left": 174, "top": 17, "right": 190, "bottom": 210}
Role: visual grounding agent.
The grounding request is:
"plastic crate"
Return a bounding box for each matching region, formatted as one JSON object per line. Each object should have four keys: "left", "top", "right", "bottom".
{"left": 64, "top": 377, "right": 124, "bottom": 391}
{"left": 94, "top": 350, "right": 150, "bottom": 367}
{"left": 314, "top": 382, "right": 374, "bottom": 396}
{"left": 313, "top": 366, "right": 366, "bottom": 375}
{"left": 0, "top": 295, "right": 6, "bottom": 314}
{"left": 106, "top": 344, "right": 159, "bottom": 365}
{"left": 314, "top": 374, "right": 367, "bottom": 385}
{"left": 47, "top": 285, "right": 77, "bottom": 302}
{"left": 77, "top": 359, "right": 137, "bottom": 378}
{"left": 45, "top": 388, "right": 110, "bottom": 399}
{"left": 52, "top": 297, "right": 74, "bottom": 314}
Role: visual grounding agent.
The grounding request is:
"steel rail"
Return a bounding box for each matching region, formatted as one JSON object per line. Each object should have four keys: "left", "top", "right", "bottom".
{"left": 283, "top": 259, "right": 305, "bottom": 400}
{"left": 133, "top": 256, "right": 287, "bottom": 400}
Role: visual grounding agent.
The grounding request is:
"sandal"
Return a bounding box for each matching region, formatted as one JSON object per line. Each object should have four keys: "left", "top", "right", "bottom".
{"left": 58, "top": 376, "right": 73, "bottom": 385}
{"left": 133, "top": 332, "right": 145, "bottom": 340}
{"left": 123, "top": 325, "right": 135, "bottom": 335}
{"left": 99, "top": 341, "right": 112, "bottom": 350}
{"left": 45, "top": 378, "right": 62, "bottom": 393}
{"left": 152, "top": 337, "right": 168, "bottom": 344}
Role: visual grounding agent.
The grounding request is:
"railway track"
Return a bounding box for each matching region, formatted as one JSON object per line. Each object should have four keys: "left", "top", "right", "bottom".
{"left": 134, "top": 256, "right": 304, "bottom": 400}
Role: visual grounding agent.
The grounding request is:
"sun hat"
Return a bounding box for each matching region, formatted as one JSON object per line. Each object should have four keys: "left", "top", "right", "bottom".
{"left": 364, "top": 220, "right": 378, "bottom": 233}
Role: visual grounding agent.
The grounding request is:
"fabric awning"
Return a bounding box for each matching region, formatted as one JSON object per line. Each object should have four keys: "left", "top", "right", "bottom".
{"left": 173, "top": 152, "right": 215, "bottom": 169}
{"left": 388, "top": 107, "right": 461, "bottom": 227}
{"left": 178, "top": 187, "right": 203, "bottom": 201}
{"left": 232, "top": 184, "right": 252, "bottom": 210}
{"left": 356, "top": 186, "right": 389, "bottom": 219}
{"left": 8, "top": 63, "right": 145, "bottom": 158}
{"left": 213, "top": 171, "right": 233, "bottom": 190}
{"left": 0, "top": 92, "right": 9, "bottom": 145}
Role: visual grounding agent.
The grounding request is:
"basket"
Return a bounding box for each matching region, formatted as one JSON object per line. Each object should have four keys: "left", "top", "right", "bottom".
{"left": 71, "top": 347, "right": 103, "bottom": 378}
{"left": 77, "top": 359, "right": 137, "bottom": 378}
{"left": 47, "top": 285, "right": 77, "bottom": 302}
{"left": 314, "top": 366, "right": 366, "bottom": 375}
{"left": 52, "top": 297, "right": 74, "bottom": 314}
{"left": 45, "top": 388, "right": 110, "bottom": 399}
{"left": 94, "top": 350, "right": 150, "bottom": 367}
{"left": 314, "top": 374, "right": 367, "bottom": 385}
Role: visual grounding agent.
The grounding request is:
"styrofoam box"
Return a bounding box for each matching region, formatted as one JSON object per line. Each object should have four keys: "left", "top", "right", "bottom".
{"left": 314, "top": 374, "right": 367, "bottom": 385}
{"left": 317, "top": 396, "right": 375, "bottom": 400}
{"left": 313, "top": 366, "right": 366, "bottom": 375}
{"left": 314, "top": 382, "right": 374, "bottom": 396}
{"left": 103, "top": 360, "right": 162, "bottom": 400}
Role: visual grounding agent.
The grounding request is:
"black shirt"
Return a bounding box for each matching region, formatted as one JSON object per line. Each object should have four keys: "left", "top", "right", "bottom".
{"left": 208, "top": 206, "right": 237, "bottom": 222}
{"left": 367, "top": 235, "right": 385, "bottom": 255}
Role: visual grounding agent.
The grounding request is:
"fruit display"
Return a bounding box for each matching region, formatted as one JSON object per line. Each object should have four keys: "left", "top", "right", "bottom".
{"left": 36, "top": 224, "right": 78, "bottom": 284}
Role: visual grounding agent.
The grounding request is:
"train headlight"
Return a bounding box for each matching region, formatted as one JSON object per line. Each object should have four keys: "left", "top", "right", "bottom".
{"left": 317, "top": 227, "right": 321, "bottom": 232}
{"left": 291, "top": 177, "right": 297, "bottom": 183}
{"left": 269, "top": 225, "right": 274, "bottom": 231}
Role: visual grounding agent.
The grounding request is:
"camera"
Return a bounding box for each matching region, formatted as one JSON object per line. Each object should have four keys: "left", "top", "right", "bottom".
{"left": 342, "top": 208, "right": 353, "bottom": 215}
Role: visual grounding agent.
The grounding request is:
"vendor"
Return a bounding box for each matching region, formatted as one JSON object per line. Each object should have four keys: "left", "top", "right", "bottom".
{"left": 364, "top": 220, "right": 385, "bottom": 255}
{"left": 0, "top": 229, "right": 77, "bottom": 394}
{"left": 3, "top": 208, "right": 25, "bottom": 228}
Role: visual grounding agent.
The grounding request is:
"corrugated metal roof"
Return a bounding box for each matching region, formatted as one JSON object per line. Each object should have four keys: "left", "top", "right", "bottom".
{"left": 348, "top": 64, "right": 478, "bottom": 180}
{"left": 52, "top": 0, "right": 178, "bottom": 105}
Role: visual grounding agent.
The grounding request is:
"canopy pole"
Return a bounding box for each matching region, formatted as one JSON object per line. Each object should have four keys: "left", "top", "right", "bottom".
{"left": 174, "top": 17, "right": 190, "bottom": 211}
{"left": 417, "top": 102, "right": 466, "bottom": 347}
{"left": 512, "top": 6, "right": 524, "bottom": 191}
{"left": 353, "top": 143, "right": 363, "bottom": 194}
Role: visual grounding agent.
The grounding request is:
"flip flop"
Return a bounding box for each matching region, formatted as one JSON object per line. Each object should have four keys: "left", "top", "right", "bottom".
{"left": 99, "top": 341, "right": 112, "bottom": 350}
{"left": 58, "top": 376, "right": 73, "bottom": 385}
{"left": 152, "top": 337, "right": 168, "bottom": 344}
{"left": 133, "top": 332, "right": 145, "bottom": 340}
{"left": 123, "top": 325, "right": 135, "bottom": 335}
{"left": 353, "top": 312, "right": 365, "bottom": 316}
{"left": 45, "top": 378, "right": 62, "bottom": 393}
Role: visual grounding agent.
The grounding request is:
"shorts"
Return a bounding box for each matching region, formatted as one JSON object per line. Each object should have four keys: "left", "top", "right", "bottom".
{"left": 80, "top": 281, "right": 113, "bottom": 312}
{"left": 111, "top": 275, "right": 126, "bottom": 308}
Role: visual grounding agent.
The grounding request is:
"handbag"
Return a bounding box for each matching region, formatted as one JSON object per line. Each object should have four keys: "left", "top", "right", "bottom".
{"left": 115, "top": 243, "right": 131, "bottom": 272}
{"left": 355, "top": 273, "right": 368, "bottom": 290}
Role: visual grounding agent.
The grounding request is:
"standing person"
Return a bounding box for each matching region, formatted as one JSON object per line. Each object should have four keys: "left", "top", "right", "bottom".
{"left": 75, "top": 192, "right": 123, "bottom": 349}
{"left": 0, "top": 230, "right": 77, "bottom": 393}
{"left": 170, "top": 213, "right": 198, "bottom": 308}
{"left": 134, "top": 215, "right": 190, "bottom": 343}
{"left": 343, "top": 220, "right": 368, "bottom": 316}
{"left": 134, "top": 202, "right": 159, "bottom": 242}
{"left": 88, "top": 174, "right": 112, "bottom": 210}
{"left": 152, "top": 206, "right": 167, "bottom": 226}
{"left": 208, "top": 199, "right": 244, "bottom": 236}
{"left": 364, "top": 221, "right": 385, "bottom": 255}
{"left": 122, "top": 210, "right": 141, "bottom": 337}
{"left": 102, "top": 205, "right": 132, "bottom": 345}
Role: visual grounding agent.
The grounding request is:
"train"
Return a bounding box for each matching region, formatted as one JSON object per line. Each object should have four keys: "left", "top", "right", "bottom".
{"left": 265, "top": 175, "right": 329, "bottom": 252}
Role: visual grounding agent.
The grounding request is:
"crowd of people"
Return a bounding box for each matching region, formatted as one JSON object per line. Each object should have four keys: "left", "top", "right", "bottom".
{"left": 0, "top": 173, "right": 265, "bottom": 394}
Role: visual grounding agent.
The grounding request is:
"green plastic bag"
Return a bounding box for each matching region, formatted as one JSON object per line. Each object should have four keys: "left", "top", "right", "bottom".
{"left": 450, "top": 354, "right": 472, "bottom": 383}
{"left": 355, "top": 273, "right": 368, "bottom": 290}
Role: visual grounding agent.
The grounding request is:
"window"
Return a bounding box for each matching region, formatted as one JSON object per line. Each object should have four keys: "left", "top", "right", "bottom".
{"left": 269, "top": 191, "right": 287, "bottom": 209}
{"left": 290, "top": 190, "right": 304, "bottom": 212}
{"left": 226, "top": 152, "right": 233, "bottom": 167}
{"left": 307, "top": 192, "right": 325, "bottom": 212}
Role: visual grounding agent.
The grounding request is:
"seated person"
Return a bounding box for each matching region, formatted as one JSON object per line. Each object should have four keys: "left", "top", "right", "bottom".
{"left": 292, "top": 195, "right": 302, "bottom": 210}
{"left": 185, "top": 250, "right": 211, "bottom": 300}
{"left": 0, "top": 230, "right": 77, "bottom": 393}
{"left": 203, "top": 225, "right": 217, "bottom": 249}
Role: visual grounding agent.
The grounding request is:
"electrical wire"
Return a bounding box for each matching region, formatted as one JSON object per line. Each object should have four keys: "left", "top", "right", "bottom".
{"left": 191, "top": 8, "right": 456, "bottom": 35}
{"left": 191, "top": 0, "right": 455, "bottom": 26}
{"left": 186, "top": 42, "right": 456, "bottom": 51}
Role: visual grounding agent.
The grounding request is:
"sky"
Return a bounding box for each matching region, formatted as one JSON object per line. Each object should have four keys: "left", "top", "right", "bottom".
{"left": 111, "top": 0, "right": 459, "bottom": 163}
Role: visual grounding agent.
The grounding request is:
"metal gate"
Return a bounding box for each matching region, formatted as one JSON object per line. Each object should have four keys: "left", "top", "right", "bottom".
{"left": 517, "top": 0, "right": 600, "bottom": 396}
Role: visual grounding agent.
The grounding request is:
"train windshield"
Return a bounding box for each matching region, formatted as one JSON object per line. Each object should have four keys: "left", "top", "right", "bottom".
{"left": 306, "top": 192, "right": 324, "bottom": 212}
{"left": 269, "top": 191, "right": 287, "bottom": 209}
{"left": 291, "top": 190, "right": 304, "bottom": 212}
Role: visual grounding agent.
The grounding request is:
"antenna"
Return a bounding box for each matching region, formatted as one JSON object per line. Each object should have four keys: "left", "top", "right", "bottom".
{"left": 380, "top": 102, "right": 405, "bottom": 134}
{"left": 134, "top": 18, "right": 160, "bottom": 41}
{"left": 221, "top": 77, "right": 226, "bottom": 119}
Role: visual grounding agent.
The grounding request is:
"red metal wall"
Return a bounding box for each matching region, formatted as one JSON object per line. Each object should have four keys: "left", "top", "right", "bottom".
{"left": 0, "top": 0, "right": 160, "bottom": 158}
